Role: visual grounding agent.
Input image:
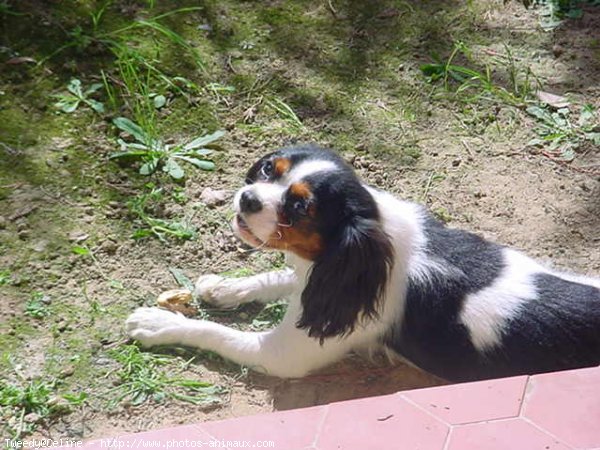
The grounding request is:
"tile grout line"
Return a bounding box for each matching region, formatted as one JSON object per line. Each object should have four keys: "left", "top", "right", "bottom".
{"left": 516, "top": 375, "right": 531, "bottom": 418}
{"left": 519, "top": 416, "right": 575, "bottom": 450}
{"left": 399, "top": 393, "right": 453, "bottom": 428}
{"left": 308, "top": 404, "right": 330, "bottom": 450}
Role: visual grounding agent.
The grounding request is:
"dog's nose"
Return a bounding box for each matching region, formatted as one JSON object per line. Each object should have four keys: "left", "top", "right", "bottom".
{"left": 239, "top": 190, "right": 262, "bottom": 214}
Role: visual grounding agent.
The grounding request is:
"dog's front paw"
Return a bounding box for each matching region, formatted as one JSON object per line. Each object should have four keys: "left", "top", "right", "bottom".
{"left": 126, "top": 307, "right": 188, "bottom": 347}
{"left": 195, "top": 274, "right": 251, "bottom": 308}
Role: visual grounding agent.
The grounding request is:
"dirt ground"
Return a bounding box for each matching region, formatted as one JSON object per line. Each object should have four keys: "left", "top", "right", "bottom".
{"left": 1, "top": 0, "right": 599, "bottom": 442}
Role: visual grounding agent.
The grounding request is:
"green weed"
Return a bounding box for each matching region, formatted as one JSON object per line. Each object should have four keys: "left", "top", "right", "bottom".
{"left": 110, "top": 117, "right": 224, "bottom": 180}
{"left": 421, "top": 42, "right": 538, "bottom": 106}
{"left": 128, "top": 186, "right": 197, "bottom": 242}
{"left": 250, "top": 301, "right": 287, "bottom": 331}
{"left": 53, "top": 79, "right": 104, "bottom": 114}
{"left": 527, "top": 104, "right": 600, "bottom": 161}
{"left": 24, "top": 292, "right": 50, "bottom": 319}
{"left": 0, "top": 270, "right": 11, "bottom": 286}
{"left": 106, "top": 344, "right": 220, "bottom": 407}
{"left": 266, "top": 97, "right": 304, "bottom": 131}
{"left": 0, "top": 357, "right": 86, "bottom": 438}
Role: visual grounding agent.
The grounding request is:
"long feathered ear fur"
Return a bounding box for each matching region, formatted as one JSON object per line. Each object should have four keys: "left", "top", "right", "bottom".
{"left": 296, "top": 217, "right": 394, "bottom": 342}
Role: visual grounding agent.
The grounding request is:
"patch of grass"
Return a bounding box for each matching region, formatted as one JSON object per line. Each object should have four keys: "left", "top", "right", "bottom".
{"left": 24, "top": 292, "right": 50, "bottom": 319}
{"left": 421, "top": 41, "right": 538, "bottom": 106}
{"left": 0, "top": 270, "right": 11, "bottom": 286}
{"left": 128, "top": 185, "right": 197, "bottom": 242}
{"left": 110, "top": 117, "right": 224, "bottom": 180}
{"left": 250, "top": 301, "right": 287, "bottom": 331}
{"left": 527, "top": 104, "right": 600, "bottom": 161}
{"left": 52, "top": 79, "right": 104, "bottom": 114}
{"left": 0, "top": 357, "right": 87, "bottom": 438}
{"left": 265, "top": 97, "right": 304, "bottom": 131}
{"left": 106, "top": 344, "right": 220, "bottom": 407}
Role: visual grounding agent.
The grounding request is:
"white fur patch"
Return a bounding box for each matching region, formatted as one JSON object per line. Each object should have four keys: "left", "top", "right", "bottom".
{"left": 285, "top": 160, "right": 337, "bottom": 184}
{"left": 460, "top": 249, "right": 544, "bottom": 352}
{"left": 234, "top": 183, "right": 286, "bottom": 242}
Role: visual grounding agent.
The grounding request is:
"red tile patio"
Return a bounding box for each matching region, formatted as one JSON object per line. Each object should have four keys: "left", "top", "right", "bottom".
{"left": 65, "top": 365, "right": 600, "bottom": 450}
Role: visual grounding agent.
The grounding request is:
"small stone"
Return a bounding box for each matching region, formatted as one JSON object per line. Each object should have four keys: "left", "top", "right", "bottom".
{"left": 0, "top": 216, "right": 6, "bottom": 229}
{"left": 69, "top": 231, "right": 89, "bottom": 242}
{"left": 32, "top": 240, "right": 49, "bottom": 252}
{"left": 60, "top": 366, "right": 75, "bottom": 378}
{"left": 200, "top": 187, "right": 229, "bottom": 207}
{"left": 552, "top": 44, "right": 564, "bottom": 58}
{"left": 23, "top": 413, "right": 41, "bottom": 424}
{"left": 18, "top": 229, "right": 30, "bottom": 240}
{"left": 101, "top": 239, "right": 118, "bottom": 255}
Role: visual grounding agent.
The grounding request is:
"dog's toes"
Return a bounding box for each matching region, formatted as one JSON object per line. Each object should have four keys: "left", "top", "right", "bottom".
{"left": 125, "top": 307, "right": 186, "bottom": 346}
{"left": 195, "top": 274, "right": 248, "bottom": 309}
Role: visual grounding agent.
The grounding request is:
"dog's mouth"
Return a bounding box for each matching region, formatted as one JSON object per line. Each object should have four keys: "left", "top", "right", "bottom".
{"left": 234, "top": 214, "right": 265, "bottom": 247}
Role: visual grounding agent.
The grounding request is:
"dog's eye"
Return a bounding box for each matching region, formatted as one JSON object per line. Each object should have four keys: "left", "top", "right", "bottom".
{"left": 293, "top": 200, "right": 307, "bottom": 214}
{"left": 261, "top": 161, "right": 274, "bottom": 178}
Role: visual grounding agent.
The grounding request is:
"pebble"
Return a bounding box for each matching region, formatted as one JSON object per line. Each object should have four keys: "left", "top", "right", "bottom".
{"left": 200, "top": 187, "right": 229, "bottom": 207}
{"left": 0, "top": 216, "right": 7, "bottom": 229}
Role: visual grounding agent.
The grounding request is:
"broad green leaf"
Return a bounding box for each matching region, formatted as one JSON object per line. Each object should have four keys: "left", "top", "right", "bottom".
{"left": 67, "top": 79, "right": 83, "bottom": 97}
{"left": 72, "top": 246, "right": 90, "bottom": 255}
{"left": 56, "top": 99, "right": 79, "bottom": 113}
{"left": 109, "top": 149, "right": 151, "bottom": 159}
{"left": 163, "top": 158, "right": 185, "bottom": 179}
{"left": 88, "top": 99, "right": 105, "bottom": 114}
{"left": 579, "top": 105, "right": 597, "bottom": 128}
{"left": 113, "top": 117, "right": 149, "bottom": 144}
{"left": 84, "top": 83, "right": 103, "bottom": 96}
{"left": 174, "top": 155, "right": 215, "bottom": 171}
{"left": 140, "top": 159, "right": 159, "bottom": 175}
{"left": 182, "top": 130, "right": 225, "bottom": 151}
{"left": 153, "top": 94, "right": 166, "bottom": 109}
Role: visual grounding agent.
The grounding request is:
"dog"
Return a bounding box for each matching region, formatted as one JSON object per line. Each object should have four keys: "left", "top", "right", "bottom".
{"left": 126, "top": 145, "right": 600, "bottom": 382}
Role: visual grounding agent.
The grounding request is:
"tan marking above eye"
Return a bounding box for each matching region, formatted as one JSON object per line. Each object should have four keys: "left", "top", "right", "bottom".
{"left": 274, "top": 158, "right": 292, "bottom": 177}
{"left": 289, "top": 181, "right": 312, "bottom": 199}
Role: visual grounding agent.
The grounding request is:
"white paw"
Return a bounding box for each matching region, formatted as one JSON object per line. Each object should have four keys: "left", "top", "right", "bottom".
{"left": 195, "top": 274, "right": 252, "bottom": 308}
{"left": 125, "top": 307, "right": 188, "bottom": 347}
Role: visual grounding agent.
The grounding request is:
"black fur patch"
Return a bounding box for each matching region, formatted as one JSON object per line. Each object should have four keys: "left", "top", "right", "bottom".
{"left": 385, "top": 213, "right": 506, "bottom": 381}
{"left": 297, "top": 216, "right": 394, "bottom": 342}
{"left": 488, "top": 273, "right": 600, "bottom": 375}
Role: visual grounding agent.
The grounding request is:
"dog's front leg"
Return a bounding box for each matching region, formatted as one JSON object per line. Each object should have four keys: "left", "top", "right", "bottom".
{"left": 195, "top": 269, "right": 297, "bottom": 308}
{"left": 125, "top": 306, "right": 351, "bottom": 378}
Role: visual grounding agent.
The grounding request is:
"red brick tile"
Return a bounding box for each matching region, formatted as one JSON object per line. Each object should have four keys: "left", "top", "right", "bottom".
{"left": 198, "top": 405, "right": 327, "bottom": 450}
{"left": 403, "top": 375, "right": 528, "bottom": 425}
{"left": 316, "top": 394, "right": 448, "bottom": 450}
{"left": 523, "top": 366, "right": 600, "bottom": 449}
{"left": 447, "top": 418, "right": 572, "bottom": 450}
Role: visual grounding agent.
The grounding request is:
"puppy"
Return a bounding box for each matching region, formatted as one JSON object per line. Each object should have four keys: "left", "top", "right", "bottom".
{"left": 126, "top": 145, "right": 600, "bottom": 382}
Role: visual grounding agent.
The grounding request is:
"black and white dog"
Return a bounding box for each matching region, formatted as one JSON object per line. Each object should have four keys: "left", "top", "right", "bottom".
{"left": 127, "top": 145, "right": 600, "bottom": 382}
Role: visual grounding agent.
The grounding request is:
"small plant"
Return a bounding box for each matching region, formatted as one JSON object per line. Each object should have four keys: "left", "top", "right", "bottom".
{"left": 250, "top": 301, "right": 288, "bottom": 331}
{"left": 266, "top": 97, "right": 304, "bottom": 130}
{"left": 128, "top": 186, "right": 197, "bottom": 242}
{"left": 24, "top": 292, "right": 50, "bottom": 319}
{"left": 527, "top": 104, "right": 600, "bottom": 162}
{"left": 110, "top": 117, "right": 224, "bottom": 179}
{"left": 53, "top": 79, "right": 104, "bottom": 114}
{"left": 0, "top": 269, "right": 11, "bottom": 286}
{"left": 0, "top": 369, "right": 86, "bottom": 439}
{"left": 421, "top": 42, "right": 537, "bottom": 106}
{"left": 106, "top": 344, "right": 220, "bottom": 407}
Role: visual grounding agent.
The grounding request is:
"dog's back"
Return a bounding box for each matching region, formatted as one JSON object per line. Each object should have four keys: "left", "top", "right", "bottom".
{"left": 383, "top": 209, "right": 600, "bottom": 382}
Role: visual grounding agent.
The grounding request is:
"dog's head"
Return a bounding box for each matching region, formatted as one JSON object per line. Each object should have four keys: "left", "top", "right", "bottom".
{"left": 233, "top": 145, "right": 394, "bottom": 341}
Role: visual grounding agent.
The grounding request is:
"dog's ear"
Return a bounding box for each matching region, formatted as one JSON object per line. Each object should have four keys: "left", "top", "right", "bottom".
{"left": 296, "top": 217, "right": 394, "bottom": 342}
